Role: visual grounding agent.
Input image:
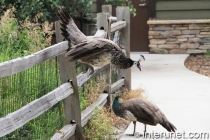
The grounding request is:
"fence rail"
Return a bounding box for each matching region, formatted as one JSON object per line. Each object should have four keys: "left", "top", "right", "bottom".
{"left": 0, "top": 5, "right": 130, "bottom": 139}
{"left": 0, "top": 42, "right": 68, "bottom": 79}
{"left": 0, "top": 83, "right": 73, "bottom": 137}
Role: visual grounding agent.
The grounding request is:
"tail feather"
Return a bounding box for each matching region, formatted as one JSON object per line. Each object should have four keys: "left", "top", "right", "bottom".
{"left": 57, "top": 7, "right": 88, "bottom": 45}
{"left": 58, "top": 8, "right": 69, "bottom": 25}
{"left": 161, "top": 120, "right": 177, "bottom": 132}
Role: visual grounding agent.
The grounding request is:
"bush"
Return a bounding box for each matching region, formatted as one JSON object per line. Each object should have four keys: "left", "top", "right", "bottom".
{"left": 84, "top": 107, "right": 115, "bottom": 140}
{"left": 105, "top": 0, "right": 136, "bottom": 16}
{"left": 0, "top": 0, "right": 62, "bottom": 21}
{"left": 0, "top": 7, "right": 54, "bottom": 62}
{"left": 79, "top": 76, "right": 107, "bottom": 111}
{"left": 0, "top": 0, "right": 93, "bottom": 21}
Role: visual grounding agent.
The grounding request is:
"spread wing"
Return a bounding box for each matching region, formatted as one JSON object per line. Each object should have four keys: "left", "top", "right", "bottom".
{"left": 58, "top": 7, "right": 88, "bottom": 45}
{"left": 65, "top": 38, "right": 124, "bottom": 61}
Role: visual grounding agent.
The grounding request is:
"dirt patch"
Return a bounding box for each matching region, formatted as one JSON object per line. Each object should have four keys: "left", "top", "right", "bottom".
{"left": 185, "top": 55, "right": 210, "bottom": 77}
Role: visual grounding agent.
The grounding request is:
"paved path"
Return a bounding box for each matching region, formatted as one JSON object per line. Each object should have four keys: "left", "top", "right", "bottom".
{"left": 121, "top": 54, "right": 210, "bottom": 140}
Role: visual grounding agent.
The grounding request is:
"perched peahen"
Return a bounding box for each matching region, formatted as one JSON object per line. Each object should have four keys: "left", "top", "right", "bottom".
{"left": 57, "top": 7, "right": 145, "bottom": 74}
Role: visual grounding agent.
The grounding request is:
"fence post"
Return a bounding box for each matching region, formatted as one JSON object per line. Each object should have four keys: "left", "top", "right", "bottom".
{"left": 55, "top": 21, "right": 84, "bottom": 140}
{"left": 102, "top": 5, "right": 112, "bottom": 17}
{"left": 102, "top": 5, "right": 112, "bottom": 40}
{"left": 116, "top": 6, "right": 131, "bottom": 91}
{"left": 96, "top": 12, "right": 109, "bottom": 36}
{"left": 96, "top": 12, "right": 112, "bottom": 106}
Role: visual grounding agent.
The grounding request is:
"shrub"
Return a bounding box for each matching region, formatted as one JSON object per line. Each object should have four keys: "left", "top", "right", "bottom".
{"left": 105, "top": 0, "right": 136, "bottom": 16}
{"left": 79, "top": 77, "right": 108, "bottom": 111}
{"left": 84, "top": 106, "right": 115, "bottom": 140}
{"left": 0, "top": 7, "right": 54, "bottom": 62}
{"left": 0, "top": 0, "right": 93, "bottom": 21}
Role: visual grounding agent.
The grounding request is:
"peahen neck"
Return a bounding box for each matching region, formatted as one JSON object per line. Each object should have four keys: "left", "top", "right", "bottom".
{"left": 112, "top": 97, "right": 124, "bottom": 117}
{"left": 113, "top": 97, "right": 120, "bottom": 107}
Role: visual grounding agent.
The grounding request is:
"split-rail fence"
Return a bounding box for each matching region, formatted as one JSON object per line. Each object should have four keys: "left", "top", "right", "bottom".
{"left": 0, "top": 5, "right": 130, "bottom": 139}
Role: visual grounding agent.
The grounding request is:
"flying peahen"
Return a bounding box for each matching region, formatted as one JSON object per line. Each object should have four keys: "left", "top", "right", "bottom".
{"left": 57, "top": 7, "right": 145, "bottom": 74}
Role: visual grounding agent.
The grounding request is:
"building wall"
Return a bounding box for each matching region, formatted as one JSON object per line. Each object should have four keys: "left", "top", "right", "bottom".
{"left": 148, "top": 20, "right": 210, "bottom": 54}
{"left": 156, "top": 0, "right": 210, "bottom": 20}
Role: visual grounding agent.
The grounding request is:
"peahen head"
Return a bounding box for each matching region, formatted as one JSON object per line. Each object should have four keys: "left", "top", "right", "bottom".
{"left": 113, "top": 96, "right": 121, "bottom": 106}
{"left": 114, "top": 96, "right": 120, "bottom": 101}
{"left": 133, "top": 55, "right": 145, "bottom": 71}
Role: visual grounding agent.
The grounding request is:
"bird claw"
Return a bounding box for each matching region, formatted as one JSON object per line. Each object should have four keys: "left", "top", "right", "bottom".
{"left": 126, "top": 134, "right": 134, "bottom": 136}
{"left": 82, "top": 68, "right": 94, "bottom": 75}
{"left": 82, "top": 69, "right": 88, "bottom": 74}
{"left": 88, "top": 68, "right": 94, "bottom": 75}
{"left": 126, "top": 133, "right": 144, "bottom": 137}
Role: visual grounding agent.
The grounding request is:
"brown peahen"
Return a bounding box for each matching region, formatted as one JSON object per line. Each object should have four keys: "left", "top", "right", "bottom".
{"left": 112, "top": 96, "right": 177, "bottom": 136}
{"left": 57, "top": 7, "right": 145, "bottom": 74}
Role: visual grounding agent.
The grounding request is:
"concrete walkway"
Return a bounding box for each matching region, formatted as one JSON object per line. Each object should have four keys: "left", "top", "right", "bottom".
{"left": 121, "top": 54, "right": 210, "bottom": 140}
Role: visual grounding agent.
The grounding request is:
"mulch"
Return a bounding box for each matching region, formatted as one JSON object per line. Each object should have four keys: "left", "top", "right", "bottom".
{"left": 185, "top": 55, "right": 210, "bottom": 77}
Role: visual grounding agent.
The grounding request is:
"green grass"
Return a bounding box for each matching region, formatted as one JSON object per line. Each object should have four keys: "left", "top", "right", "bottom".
{"left": 83, "top": 107, "right": 115, "bottom": 140}
{"left": 0, "top": 58, "right": 65, "bottom": 140}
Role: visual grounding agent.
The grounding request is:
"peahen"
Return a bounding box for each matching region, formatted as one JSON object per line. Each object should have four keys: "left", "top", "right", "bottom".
{"left": 112, "top": 96, "right": 177, "bottom": 136}
{"left": 57, "top": 7, "right": 145, "bottom": 74}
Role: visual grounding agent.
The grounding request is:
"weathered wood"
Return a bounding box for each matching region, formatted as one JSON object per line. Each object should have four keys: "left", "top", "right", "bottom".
{"left": 112, "top": 30, "right": 121, "bottom": 44}
{"left": 110, "top": 16, "right": 117, "bottom": 22}
{"left": 55, "top": 21, "right": 84, "bottom": 140}
{"left": 87, "top": 29, "right": 107, "bottom": 39}
{"left": 93, "top": 30, "right": 107, "bottom": 38}
{"left": 50, "top": 124, "right": 76, "bottom": 140}
{"left": 111, "top": 79, "right": 125, "bottom": 93}
{"left": 34, "top": 42, "right": 69, "bottom": 64}
{"left": 77, "top": 65, "right": 109, "bottom": 86}
{"left": 111, "top": 21, "right": 126, "bottom": 33}
{"left": 0, "top": 41, "right": 68, "bottom": 79}
{"left": 102, "top": 5, "right": 112, "bottom": 16}
{"left": 116, "top": 6, "right": 131, "bottom": 91}
{"left": 97, "top": 13, "right": 109, "bottom": 31}
{"left": 81, "top": 94, "right": 108, "bottom": 127}
{"left": 0, "top": 83, "right": 73, "bottom": 137}
{"left": 104, "top": 64, "right": 112, "bottom": 106}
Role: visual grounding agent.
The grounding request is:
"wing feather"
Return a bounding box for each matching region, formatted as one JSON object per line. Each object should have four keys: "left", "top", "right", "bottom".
{"left": 58, "top": 7, "right": 88, "bottom": 45}
{"left": 121, "top": 98, "right": 160, "bottom": 125}
{"left": 65, "top": 39, "right": 113, "bottom": 61}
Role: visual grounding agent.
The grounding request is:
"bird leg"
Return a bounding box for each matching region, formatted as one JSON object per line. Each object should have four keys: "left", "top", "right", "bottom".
{"left": 133, "top": 121, "right": 136, "bottom": 135}
{"left": 81, "top": 63, "right": 94, "bottom": 75}
{"left": 126, "top": 121, "right": 136, "bottom": 136}
{"left": 87, "top": 66, "right": 94, "bottom": 75}
{"left": 144, "top": 124, "right": 147, "bottom": 137}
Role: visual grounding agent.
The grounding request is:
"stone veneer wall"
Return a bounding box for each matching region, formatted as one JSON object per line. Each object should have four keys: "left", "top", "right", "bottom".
{"left": 147, "top": 20, "right": 210, "bottom": 54}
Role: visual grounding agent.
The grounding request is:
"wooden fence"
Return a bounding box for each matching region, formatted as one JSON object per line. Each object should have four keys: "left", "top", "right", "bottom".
{"left": 0, "top": 5, "right": 130, "bottom": 139}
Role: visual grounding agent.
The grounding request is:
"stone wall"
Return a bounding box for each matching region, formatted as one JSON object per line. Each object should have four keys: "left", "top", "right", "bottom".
{"left": 148, "top": 20, "right": 210, "bottom": 54}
